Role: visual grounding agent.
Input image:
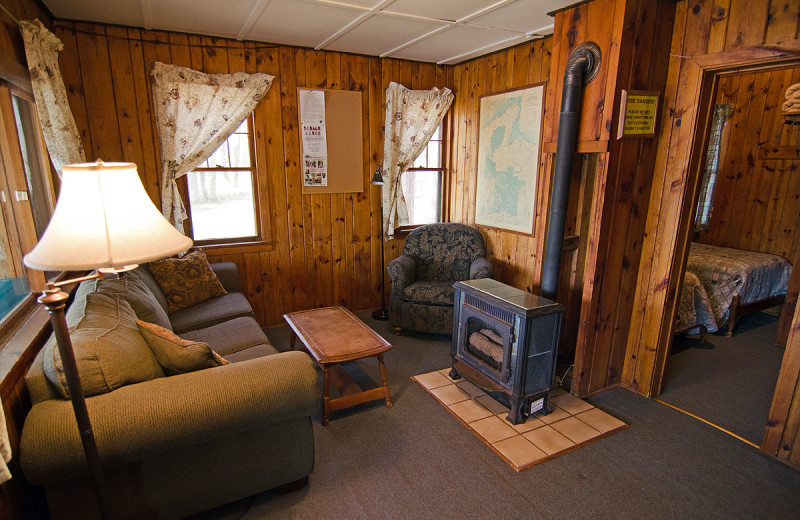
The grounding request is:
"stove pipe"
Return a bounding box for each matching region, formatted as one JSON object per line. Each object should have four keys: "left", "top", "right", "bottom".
{"left": 541, "top": 42, "right": 601, "bottom": 301}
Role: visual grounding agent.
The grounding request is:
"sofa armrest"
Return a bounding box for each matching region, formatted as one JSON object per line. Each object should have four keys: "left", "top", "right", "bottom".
{"left": 470, "top": 257, "right": 493, "bottom": 280}
{"left": 386, "top": 254, "right": 416, "bottom": 290}
{"left": 21, "top": 351, "right": 320, "bottom": 485}
{"left": 211, "top": 262, "right": 243, "bottom": 293}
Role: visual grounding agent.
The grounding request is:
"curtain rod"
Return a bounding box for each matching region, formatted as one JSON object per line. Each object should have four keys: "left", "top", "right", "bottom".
{"left": 0, "top": 3, "right": 21, "bottom": 27}
{"left": 54, "top": 22, "right": 279, "bottom": 51}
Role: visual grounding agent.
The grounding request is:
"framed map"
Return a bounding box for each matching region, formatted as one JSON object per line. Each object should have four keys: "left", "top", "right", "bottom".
{"left": 475, "top": 83, "right": 545, "bottom": 234}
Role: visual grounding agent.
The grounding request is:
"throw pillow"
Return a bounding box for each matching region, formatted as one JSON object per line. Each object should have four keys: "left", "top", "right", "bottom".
{"left": 137, "top": 320, "right": 229, "bottom": 375}
{"left": 147, "top": 249, "right": 227, "bottom": 313}
{"left": 42, "top": 292, "right": 165, "bottom": 398}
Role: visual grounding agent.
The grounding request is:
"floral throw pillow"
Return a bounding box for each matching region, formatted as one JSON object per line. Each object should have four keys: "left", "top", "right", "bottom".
{"left": 137, "top": 320, "right": 229, "bottom": 375}
{"left": 147, "top": 249, "right": 227, "bottom": 313}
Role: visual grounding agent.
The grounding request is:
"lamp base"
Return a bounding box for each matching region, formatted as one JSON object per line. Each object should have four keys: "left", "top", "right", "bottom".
{"left": 372, "top": 309, "right": 389, "bottom": 321}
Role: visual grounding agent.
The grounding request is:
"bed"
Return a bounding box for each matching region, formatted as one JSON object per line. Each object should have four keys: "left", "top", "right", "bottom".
{"left": 675, "top": 243, "right": 792, "bottom": 337}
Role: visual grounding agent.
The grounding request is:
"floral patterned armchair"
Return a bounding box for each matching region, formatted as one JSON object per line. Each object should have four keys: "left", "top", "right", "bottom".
{"left": 387, "top": 223, "right": 493, "bottom": 335}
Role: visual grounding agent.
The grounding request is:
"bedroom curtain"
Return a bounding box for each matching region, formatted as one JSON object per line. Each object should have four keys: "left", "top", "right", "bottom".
{"left": 150, "top": 62, "right": 273, "bottom": 230}
{"left": 382, "top": 82, "right": 453, "bottom": 240}
{"left": 695, "top": 103, "right": 734, "bottom": 232}
{"left": 19, "top": 19, "right": 86, "bottom": 175}
{"left": 0, "top": 398, "right": 11, "bottom": 483}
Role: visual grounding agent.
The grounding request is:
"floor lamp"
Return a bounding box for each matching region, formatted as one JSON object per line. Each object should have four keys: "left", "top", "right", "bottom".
{"left": 23, "top": 160, "right": 193, "bottom": 519}
{"left": 371, "top": 165, "right": 389, "bottom": 320}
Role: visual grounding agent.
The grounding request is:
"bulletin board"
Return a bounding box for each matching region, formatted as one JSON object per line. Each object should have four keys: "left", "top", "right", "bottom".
{"left": 298, "top": 88, "right": 364, "bottom": 193}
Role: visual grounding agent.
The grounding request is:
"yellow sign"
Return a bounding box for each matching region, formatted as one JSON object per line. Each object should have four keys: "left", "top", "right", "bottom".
{"left": 618, "top": 90, "right": 659, "bottom": 139}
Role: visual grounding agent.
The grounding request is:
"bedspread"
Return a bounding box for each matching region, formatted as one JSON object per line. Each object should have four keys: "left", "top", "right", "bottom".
{"left": 686, "top": 243, "right": 791, "bottom": 327}
{"left": 676, "top": 270, "right": 718, "bottom": 334}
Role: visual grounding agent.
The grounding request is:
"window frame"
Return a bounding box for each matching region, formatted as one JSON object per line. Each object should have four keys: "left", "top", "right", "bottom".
{"left": 176, "top": 115, "right": 272, "bottom": 250}
{"left": 395, "top": 117, "right": 450, "bottom": 235}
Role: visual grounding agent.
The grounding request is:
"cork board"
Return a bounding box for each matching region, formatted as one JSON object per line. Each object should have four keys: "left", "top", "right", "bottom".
{"left": 298, "top": 88, "right": 364, "bottom": 193}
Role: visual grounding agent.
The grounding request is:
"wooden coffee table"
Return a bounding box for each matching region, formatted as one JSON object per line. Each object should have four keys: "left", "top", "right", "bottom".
{"left": 284, "top": 306, "right": 393, "bottom": 426}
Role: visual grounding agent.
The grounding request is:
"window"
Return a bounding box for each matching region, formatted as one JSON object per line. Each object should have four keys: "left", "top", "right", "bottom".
{"left": 0, "top": 85, "right": 56, "bottom": 325}
{"left": 401, "top": 123, "right": 444, "bottom": 226}
{"left": 182, "top": 118, "right": 261, "bottom": 244}
{"left": 695, "top": 103, "right": 734, "bottom": 231}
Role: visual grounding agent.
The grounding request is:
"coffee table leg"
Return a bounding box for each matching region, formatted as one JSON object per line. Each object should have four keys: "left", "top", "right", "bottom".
{"left": 322, "top": 365, "right": 331, "bottom": 426}
{"left": 289, "top": 331, "right": 296, "bottom": 351}
{"left": 377, "top": 354, "right": 392, "bottom": 408}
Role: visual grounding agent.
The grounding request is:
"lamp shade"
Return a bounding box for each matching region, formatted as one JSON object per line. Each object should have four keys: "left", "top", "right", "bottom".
{"left": 23, "top": 161, "right": 193, "bottom": 271}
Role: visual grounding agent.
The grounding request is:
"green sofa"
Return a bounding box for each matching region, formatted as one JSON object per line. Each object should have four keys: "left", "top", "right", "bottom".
{"left": 20, "top": 262, "right": 320, "bottom": 520}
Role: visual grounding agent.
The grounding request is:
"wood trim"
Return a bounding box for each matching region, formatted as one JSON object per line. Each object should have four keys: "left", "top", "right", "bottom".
{"left": 542, "top": 140, "right": 610, "bottom": 154}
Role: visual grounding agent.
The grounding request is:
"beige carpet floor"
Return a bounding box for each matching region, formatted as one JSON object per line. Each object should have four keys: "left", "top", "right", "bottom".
{"left": 412, "top": 368, "right": 628, "bottom": 471}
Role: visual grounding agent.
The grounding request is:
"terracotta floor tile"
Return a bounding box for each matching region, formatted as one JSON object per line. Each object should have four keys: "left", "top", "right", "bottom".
{"left": 450, "top": 399, "right": 493, "bottom": 423}
{"left": 438, "top": 368, "right": 459, "bottom": 381}
{"left": 550, "top": 386, "right": 567, "bottom": 397}
{"left": 523, "top": 425, "right": 575, "bottom": 455}
{"left": 535, "top": 405, "right": 570, "bottom": 424}
{"left": 456, "top": 379, "right": 486, "bottom": 398}
{"left": 493, "top": 436, "right": 547, "bottom": 468}
{"left": 476, "top": 394, "right": 509, "bottom": 415}
{"left": 470, "top": 415, "right": 518, "bottom": 443}
{"left": 550, "top": 416, "right": 601, "bottom": 444}
{"left": 430, "top": 383, "right": 471, "bottom": 406}
{"left": 415, "top": 371, "right": 455, "bottom": 390}
{"left": 507, "top": 415, "right": 546, "bottom": 433}
{"left": 576, "top": 408, "right": 627, "bottom": 433}
{"left": 551, "top": 392, "right": 594, "bottom": 415}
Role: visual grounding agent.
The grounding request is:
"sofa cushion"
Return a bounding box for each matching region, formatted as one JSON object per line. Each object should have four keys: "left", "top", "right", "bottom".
{"left": 43, "top": 293, "right": 165, "bottom": 398}
{"left": 148, "top": 249, "right": 227, "bottom": 313}
{"left": 180, "top": 316, "right": 275, "bottom": 357}
{"left": 129, "top": 266, "right": 170, "bottom": 314}
{"left": 403, "top": 281, "right": 455, "bottom": 306}
{"left": 223, "top": 344, "right": 280, "bottom": 363}
{"left": 137, "top": 320, "right": 229, "bottom": 375}
{"left": 169, "top": 292, "right": 255, "bottom": 334}
{"left": 94, "top": 273, "right": 172, "bottom": 330}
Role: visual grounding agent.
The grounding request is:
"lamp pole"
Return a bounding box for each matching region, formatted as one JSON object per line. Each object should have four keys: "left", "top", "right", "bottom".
{"left": 371, "top": 165, "right": 389, "bottom": 320}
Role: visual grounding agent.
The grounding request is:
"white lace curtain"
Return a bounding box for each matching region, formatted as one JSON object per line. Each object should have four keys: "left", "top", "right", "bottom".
{"left": 381, "top": 82, "right": 453, "bottom": 240}
{"left": 150, "top": 62, "right": 273, "bottom": 230}
{"left": 19, "top": 19, "right": 86, "bottom": 175}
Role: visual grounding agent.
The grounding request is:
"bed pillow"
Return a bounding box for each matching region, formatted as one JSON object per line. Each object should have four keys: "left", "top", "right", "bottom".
{"left": 137, "top": 320, "right": 229, "bottom": 375}
{"left": 42, "top": 293, "right": 165, "bottom": 398}
{"left": 147, "top": 249, "right": 227, "bottom": 313}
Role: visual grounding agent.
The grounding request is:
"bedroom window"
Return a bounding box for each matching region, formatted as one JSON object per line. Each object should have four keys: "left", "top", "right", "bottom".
{"left": 695, "top": 103, "right": 734, "bottom": 231}
{"left": 401, "top": 123, "right": 444, "bottom": 226}
{"left": 182, "top": 118, "right": 261, "bottom": 245}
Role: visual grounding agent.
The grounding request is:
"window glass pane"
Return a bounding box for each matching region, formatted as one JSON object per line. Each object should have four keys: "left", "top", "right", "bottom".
{"left": 206, "top": 140, "right": 231, "bottom": 168}
{"left": 428, "top": 140, "right": 441, "bottom": 168}
{"left": 0, "top": 147, "right": 30, "bottom": 322}
{"left": 186, "top": 170, "right": 257, "bottom": 241}
{"left": 228, "top": 132, "right": 251, "bottom": 168}
{"left": 401, "top": 169, "right": 441, "bottom": 225}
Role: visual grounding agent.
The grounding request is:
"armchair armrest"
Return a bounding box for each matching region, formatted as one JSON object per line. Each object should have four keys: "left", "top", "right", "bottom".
{"left": 470, "top": 257, "right": 493, "bottom": 279}
{"left": 21, "top": 351, "right": 320, "bottom": 484}
{"left": 386, "top": 254, "right": 416, "bottom": 290}
{"left": 211, "top": 262, "right": 243, "bottom": 293}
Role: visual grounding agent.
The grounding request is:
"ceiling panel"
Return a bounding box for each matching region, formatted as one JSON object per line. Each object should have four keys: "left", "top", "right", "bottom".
{"left": 383, "top": 0, "right": 496, "bottom": 22}
{"left": 390, "top": 24, "right": 519, "bottom": 64}
{"left": 469, "top": 0, "right": 561, "bottom": 34}
{"left": 41, "top": 0, "right": 144, "bottom": 28}
{"left": 146, "top": 0, "right": 262, "bottom": 39}
{"left": 245, "top": 0, "right": 364, "bottom": 49}
{"left": 326, "top": 14, "right": 446, "bottom": 57}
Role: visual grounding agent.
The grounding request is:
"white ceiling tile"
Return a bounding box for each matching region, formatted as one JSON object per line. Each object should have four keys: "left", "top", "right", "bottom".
{"left": 246, "top": 0, "right": 363, "bottom": 48}
{"left": 470, "top": 0, "right": 559, "bottom": 34}
{"left": 383, "top": 0, "right": 495, "bottom": 22}
{"left": 146, "top": 0, "right": 262, "bottom": 39}
{"left": 42, "top": 0, "right": 144, "bottom": 27}
{"left": 325, "top": 13, "right": 445, "bottom": 56}
{"left": 390, "top": 24, "right": 518, "bottom": 63}
{"left": 315, "top": 0, "right": 382, "bottom": 8}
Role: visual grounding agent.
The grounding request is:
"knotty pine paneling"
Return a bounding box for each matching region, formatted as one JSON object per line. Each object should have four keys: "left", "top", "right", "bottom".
{"left": 696, "top": 65, "right": 800, "bottom": 261}
{"left": 54, "top": 21, "right": 452, "bottom": 327}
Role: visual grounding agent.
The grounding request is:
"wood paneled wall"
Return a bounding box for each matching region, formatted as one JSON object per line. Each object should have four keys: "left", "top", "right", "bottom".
{"left": 696, "top": 66, "right": 800, "bottom": 261}
{"left": 53, "top": 21, "right": 452, "bottom": 327}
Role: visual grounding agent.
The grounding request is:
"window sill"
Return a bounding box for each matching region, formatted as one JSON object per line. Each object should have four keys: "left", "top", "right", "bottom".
{"left": 0, "top": 300, "right": 51, "bottom": 397}
{"left": 198, "top": 239, "right": 275, "bottom": 255}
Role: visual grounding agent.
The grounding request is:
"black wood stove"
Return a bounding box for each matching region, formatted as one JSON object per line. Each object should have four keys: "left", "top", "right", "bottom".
{"left": 450, "top": 278, "right": 563, "bottom": 424}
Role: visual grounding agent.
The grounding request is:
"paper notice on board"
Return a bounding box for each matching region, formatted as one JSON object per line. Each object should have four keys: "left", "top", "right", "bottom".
{"left": 299, "top": 90, "right": 328, "bottom": 186}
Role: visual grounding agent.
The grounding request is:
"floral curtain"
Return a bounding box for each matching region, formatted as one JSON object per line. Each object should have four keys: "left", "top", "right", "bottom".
{"left": 150, "top": 62, "right": 273, "bottom": 230}
{"left": 0, "top": 397, "right": 11, "bottom": 483}
{"left": 382, "top": 82, "right": 453, "bottom": 240}
{"left": 695, "top": 103, "right": 734, "bottom": 231}
{"left": 19, "top": 19, "right": 86, "bottom": 175}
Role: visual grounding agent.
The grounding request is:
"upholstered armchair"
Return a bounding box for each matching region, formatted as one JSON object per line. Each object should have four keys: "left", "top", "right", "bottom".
{"left": 387, "top": 223, "right": 493, "bottom": 335}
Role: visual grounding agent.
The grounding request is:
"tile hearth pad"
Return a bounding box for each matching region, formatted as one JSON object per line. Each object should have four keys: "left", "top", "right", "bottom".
{"left": 412, "top": 369, "right": 628, "bottom": 471}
